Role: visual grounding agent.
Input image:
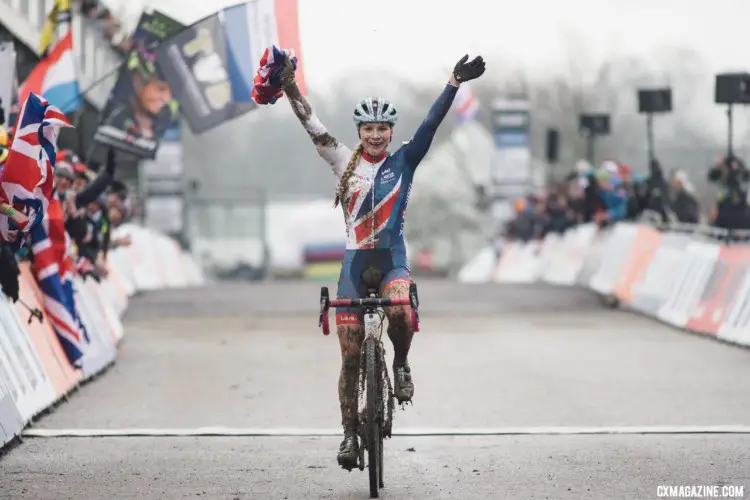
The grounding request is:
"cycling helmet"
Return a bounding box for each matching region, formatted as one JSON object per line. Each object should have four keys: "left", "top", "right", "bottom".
{"left": 127, "top": 44, "right": 164, "bottom": 82}
{"left": 353, "top": 97, "right": 398, "bottom": 126}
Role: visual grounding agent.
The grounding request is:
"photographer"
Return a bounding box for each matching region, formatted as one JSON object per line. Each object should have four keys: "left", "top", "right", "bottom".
{"left": 669, "top": 169, "right": 700, "bottom": 224}
{"left": 637, "top": 158, "right": 672, "bottom": 224}
{"left": 707, "top": 155, "right": 750, "bottom": 230}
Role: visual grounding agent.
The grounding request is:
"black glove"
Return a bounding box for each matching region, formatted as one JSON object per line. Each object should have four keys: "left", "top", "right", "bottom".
{"left": 0, "top": 242, "right": 20, "bottom": 302}
{"left": 453, "top": 54, "right": 486, "bottom": 83}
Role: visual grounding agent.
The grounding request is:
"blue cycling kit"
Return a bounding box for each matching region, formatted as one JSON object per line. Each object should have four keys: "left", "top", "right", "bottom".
{"left": 291, "top": 84, "right": 458, "bottom": 323}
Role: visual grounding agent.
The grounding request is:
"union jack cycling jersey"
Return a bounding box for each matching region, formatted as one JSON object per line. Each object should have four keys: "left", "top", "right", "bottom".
{"left": 299, "top": 84, "right": 458, "bottom": 258}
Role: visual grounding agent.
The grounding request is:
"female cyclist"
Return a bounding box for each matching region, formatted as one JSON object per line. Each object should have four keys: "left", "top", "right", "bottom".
{"left": 278, "top": 53, "right": 485, "bottom": 468}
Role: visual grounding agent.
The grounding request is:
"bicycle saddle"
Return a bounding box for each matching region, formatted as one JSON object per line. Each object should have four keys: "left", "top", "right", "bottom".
{"left": 361, "top": 266, "right": 383, "bottom": 291}
{"left": 352, "top": 249, "right": 394, "bottom": 296}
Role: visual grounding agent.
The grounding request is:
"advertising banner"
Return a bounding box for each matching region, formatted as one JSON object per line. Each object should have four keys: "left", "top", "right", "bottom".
{"left": 94, "top": 9, "right": 183, "bottom": 159}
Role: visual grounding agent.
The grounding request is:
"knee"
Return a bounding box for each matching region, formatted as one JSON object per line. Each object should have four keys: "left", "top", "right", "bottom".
{"left": 388, "top": 306, "right": 413, "bottom": 332}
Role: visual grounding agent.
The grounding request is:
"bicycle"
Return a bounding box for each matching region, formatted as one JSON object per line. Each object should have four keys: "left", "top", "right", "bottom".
{"left": 318, "top": 269, "right": 420, "bottom": 499}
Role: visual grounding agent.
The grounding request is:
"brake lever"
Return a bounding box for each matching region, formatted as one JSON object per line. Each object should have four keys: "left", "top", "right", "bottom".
{"left": 318, "top": 298, "right": 327, "bottom": 327}
{"left": 318, "top": 287, "right": 330, "bottom": 327}
{"left": 408, "top": 282, "right": 420, "bottom": 330}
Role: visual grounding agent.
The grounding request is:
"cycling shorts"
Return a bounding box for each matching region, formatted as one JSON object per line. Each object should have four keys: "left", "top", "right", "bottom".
{"left": 335, "top": 248, "right": 412, "bottom": 326}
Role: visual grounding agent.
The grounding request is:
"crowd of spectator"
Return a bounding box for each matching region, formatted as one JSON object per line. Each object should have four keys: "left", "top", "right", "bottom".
{"left": 0, "top": 89, "right": 135, "bottom": 302}
{"left": 502, "top": 155, "right": 750, "bottom": 243}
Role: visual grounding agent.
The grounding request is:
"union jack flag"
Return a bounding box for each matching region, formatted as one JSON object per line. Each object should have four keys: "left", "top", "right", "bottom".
{"left": 0, "top": 92, "right": 71, "bottom": 241}
{"left": 251, "top": 46, "right": 297, "bottom": 105}
{"left": 30, "top": 197, "right": 87, "bottom": 367}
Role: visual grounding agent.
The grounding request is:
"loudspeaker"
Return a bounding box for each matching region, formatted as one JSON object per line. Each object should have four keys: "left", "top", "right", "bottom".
{"left": 545, "top": 128, "right": 559, "bottom": 163}
{"left": 638, "top": 88, "right": 672, "bottom": 113}
{"left": 715, "top": 73, "right": 750, "bottom": 104}
{"left": 579, "top": 114, "right": 610, "bottom": 135}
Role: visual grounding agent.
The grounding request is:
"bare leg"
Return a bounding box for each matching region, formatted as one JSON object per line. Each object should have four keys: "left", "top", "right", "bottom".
{"left": 382, "top": 279, "right": 414, "bottom": 365}
{"left": 382, "top": 279, "right": 415, "bottom": 402}
{"left": 337, "top": 319, "right": 364, "bottom": 430}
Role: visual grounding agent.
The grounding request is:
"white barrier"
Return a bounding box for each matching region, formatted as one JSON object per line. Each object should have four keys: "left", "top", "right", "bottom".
{"left": 463, "top": 222, "right": 750, "bottom": 347}
{"left": 0, "top": 225, "right": 204, "bottom": 450}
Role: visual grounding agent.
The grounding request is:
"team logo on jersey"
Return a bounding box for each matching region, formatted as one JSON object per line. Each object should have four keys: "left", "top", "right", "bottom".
{"left": 380, "top": 167, "right": 395, "bottom": 182}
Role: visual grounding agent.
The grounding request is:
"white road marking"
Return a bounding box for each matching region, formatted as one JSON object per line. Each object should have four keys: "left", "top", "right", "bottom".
{"left": 21, "top": 426, "right": 750, "bottom": 438}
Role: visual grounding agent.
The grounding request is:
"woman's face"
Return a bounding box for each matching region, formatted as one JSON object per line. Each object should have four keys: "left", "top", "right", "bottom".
{"left": 73, "top": 177, "right": 88, "bottom": 192}
{"left": 54, "top": 174, "right": 72, "bottom": 193}
{"left": 358, "top": 123, "right": 392, "bottom": 158}
{"left": 138, "top": 76, "right": 172, "bottom": 115}
{"left": 108, "top": 206, "right": 123, "bottom": 226}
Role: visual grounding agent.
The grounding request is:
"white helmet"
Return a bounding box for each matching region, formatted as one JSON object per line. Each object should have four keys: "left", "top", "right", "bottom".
{"left": 353, "top": 97, "right": 398, "bottom": 126}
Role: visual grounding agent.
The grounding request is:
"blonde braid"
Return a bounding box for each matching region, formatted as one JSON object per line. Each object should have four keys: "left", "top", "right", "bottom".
{"left": 334, "top": 143, "right": 364, "bottom": 209}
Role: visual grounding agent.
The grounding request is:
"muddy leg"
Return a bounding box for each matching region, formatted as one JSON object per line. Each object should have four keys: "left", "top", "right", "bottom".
{"left": 337, "top": 317, "right": 364, "bottom": 430}
{"left": 382, "top": 279, "right": 414, "bottom": 365}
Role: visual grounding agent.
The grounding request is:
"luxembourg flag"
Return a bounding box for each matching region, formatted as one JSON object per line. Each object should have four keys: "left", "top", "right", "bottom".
{"left": 222, "top": 0, "right": 306, "bottom": 101}
{"left": 19, "top": 29, "right": 81, "bottom": 115}
{"left": 455, "top": 84, "right": 479, "bottom": 124}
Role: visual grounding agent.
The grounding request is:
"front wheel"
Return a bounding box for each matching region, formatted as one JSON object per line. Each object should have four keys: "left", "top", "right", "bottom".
{"left": 364, "top": 337, "right": 382, "bottom": 498}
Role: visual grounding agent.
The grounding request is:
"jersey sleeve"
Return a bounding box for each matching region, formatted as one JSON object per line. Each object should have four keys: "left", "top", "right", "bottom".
{"left": 300, "top": 110, "right": 352, "bottom": 178}
{"left": 400, "top": 84, "right": 458, "bottom": 169}
{"left": 284, "top": 82, "right": 352, "bottom": 177}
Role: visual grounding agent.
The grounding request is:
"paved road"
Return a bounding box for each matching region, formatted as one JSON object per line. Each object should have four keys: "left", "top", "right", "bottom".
{"left": 2, "top": 280, "right": 750, "bottom": 499}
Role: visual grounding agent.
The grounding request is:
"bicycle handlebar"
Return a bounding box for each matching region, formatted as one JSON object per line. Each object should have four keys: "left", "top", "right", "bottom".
{"left": 318, "top": 283, "right": 421, "bottom": 336}
{"left": 329, "top": 297, "right": 410, "bottom": 308}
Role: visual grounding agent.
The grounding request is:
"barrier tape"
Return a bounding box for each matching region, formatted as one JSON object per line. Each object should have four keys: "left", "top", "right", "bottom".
{"left": 0, "top": 224, "right": 205, "bottom": 450}
{"left": 460, "top": 222, "right": 750, "bottom": 347}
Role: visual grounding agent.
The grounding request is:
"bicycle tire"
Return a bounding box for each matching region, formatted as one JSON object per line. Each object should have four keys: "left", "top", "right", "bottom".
{"left": 364, "top": 337, "right": 380, "bottom": 498}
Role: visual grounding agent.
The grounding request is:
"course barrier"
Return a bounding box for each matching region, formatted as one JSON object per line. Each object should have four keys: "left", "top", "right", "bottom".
{"left": 0, "top": 224, "right": 204, "bottom": 450}
{"left": 460, "top": 222, "right": 750, "bottom": 347}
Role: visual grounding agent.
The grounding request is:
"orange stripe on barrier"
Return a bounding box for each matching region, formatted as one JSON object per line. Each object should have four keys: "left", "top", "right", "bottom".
{"left": 106, "top": 258, "right": 129, "bottom": 307}
{"left": 613, "top": 226, "right": 662, "bottom": 304}
{"left": 16, "top": 263, "right": 81, "bottom": 396}
{"left": 85, "top": 281, "right": 119, "bottom": 345}
{"left": 494, "top": 243, "right": 520, "bottom": 276}
{"left": 687, "top": 246, "right": 750, "bottom": 335}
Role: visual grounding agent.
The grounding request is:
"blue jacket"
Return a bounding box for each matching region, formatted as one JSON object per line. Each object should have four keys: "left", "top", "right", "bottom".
{"left": 596, "top": 179, "right": 629, "bottom": 221}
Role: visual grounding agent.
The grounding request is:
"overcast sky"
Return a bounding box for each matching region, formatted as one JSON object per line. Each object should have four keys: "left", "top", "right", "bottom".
{"left": 101, "top": 0, "right": 750, "bottom": 91}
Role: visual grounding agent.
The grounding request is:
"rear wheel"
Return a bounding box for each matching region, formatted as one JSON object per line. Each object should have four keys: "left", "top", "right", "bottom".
{"left": 364, "top": 337, "right": 381, "bottom": 498}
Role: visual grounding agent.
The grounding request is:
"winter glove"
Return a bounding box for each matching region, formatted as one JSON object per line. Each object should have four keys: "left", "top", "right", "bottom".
{"left": 453, "top": 54, "right": 485, "bottom": 83}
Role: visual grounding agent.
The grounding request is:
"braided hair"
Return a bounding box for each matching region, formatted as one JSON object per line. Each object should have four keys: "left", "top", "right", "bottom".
{"left": 334, "top": 143, "right": 364, "bottom": 209}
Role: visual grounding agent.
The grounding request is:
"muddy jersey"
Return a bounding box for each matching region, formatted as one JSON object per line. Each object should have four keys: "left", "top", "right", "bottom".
{"left": 299, "top": 84, "right": 458, "bottom": 258}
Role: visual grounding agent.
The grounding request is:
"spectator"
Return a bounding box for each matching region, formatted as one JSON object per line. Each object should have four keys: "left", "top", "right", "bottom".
{"left": 708, "top": 155, "right": 750, "bottom": 230}
{"left": 592, "top": 166, "right": 629, "bottom": 227}
{"left": 503, "top": 198, "right": 537, "bottom": 242}
{"left": 669, "top": 169, "right": 700, "bottom": 224}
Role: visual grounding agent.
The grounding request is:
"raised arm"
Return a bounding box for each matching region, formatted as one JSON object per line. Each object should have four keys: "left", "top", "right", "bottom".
{"left": 280, "top": 62, "right": 351, "bottom": 176}
{"left": 401, "top": 81, "right": 459, "bottom": 167}
{"left": 402, "top": 54, "right": 486, "bottom": 169}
